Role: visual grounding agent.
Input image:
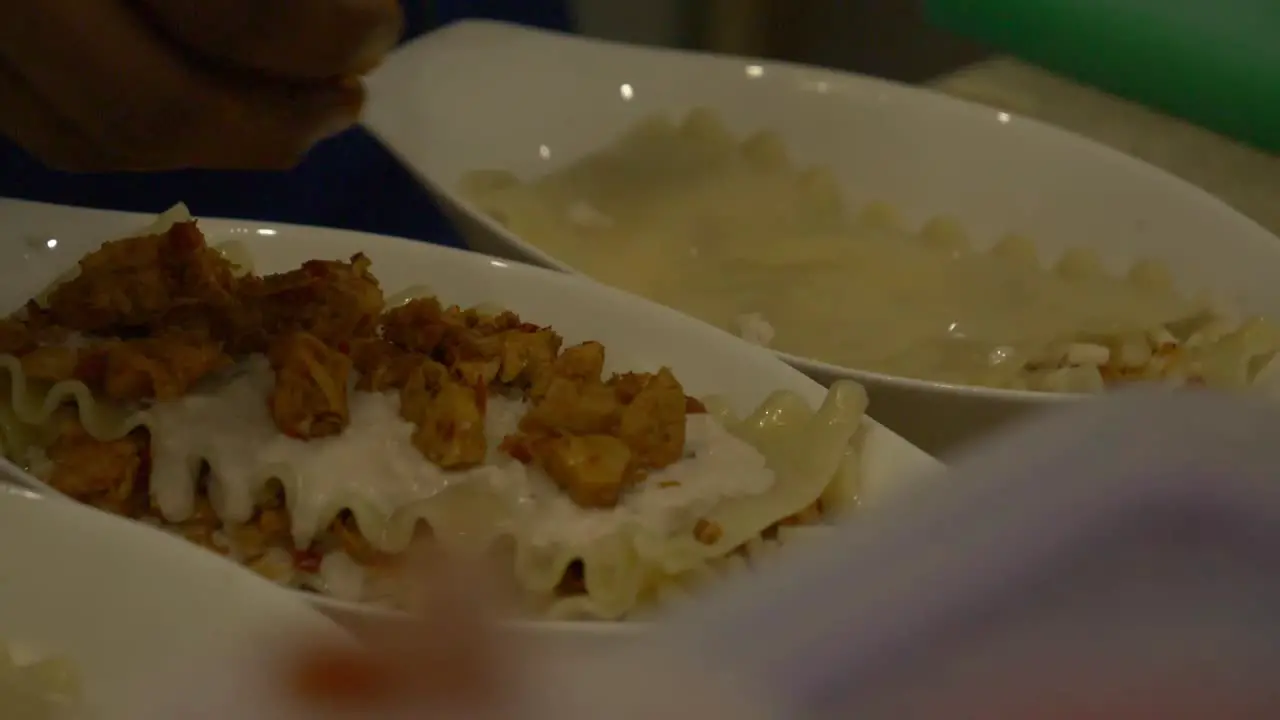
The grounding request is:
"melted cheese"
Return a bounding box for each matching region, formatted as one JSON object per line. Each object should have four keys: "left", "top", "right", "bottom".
{"left": 144, "top": 359, "right": 776, "bottom": 553}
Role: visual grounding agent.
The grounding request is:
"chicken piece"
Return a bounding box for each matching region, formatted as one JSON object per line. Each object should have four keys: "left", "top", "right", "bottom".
{"left": 252, "top": 253, "right": 383, "bottom": 348}
{"left": 45, "top": 221, "right": 237, "bottom": 334}
{"left": 426, "top": 310, "right": 532, "bottom": 391}
{"left": 397, "top": 358, "right": 449, "bottom": 418}
{"left": 380, "top": 297, "right": 448, "bottom": 354}
{"left": 75, "top": 332, "right": 230, "bottom": 403}
{"left": 526, "top": 340, "right": 604, "bottom": 399}
{"left": 349, "top": 338, "right": 427, "bottom": 392}
{"left": 608, "top": 372, "right": 648, "bottom": 403}
{"left": 528, "top": 433, "right": 633, "bottom": 509}
{"left": 400, "top": 361, "right": 487, "bottom": 469}
{"left": 471, "top": 309, "right": 525, "bottom": 334}
{"left": 268, "top": 331, "right": 353, "bottom": 439}
{"left": 436, "top": 321, "right": 503, "bottom": 367}
{"left": 519, "top": 377, "right": 621, "bottom": 436}
{"left": 556, "top": 342, "right": 606, "bottom": 381}
{"left": 18, "top": 346, "right": 81, "bottom": 383}
{"left": 615, "top": 368, "right": 688, "bottom": 468}
{"left": 44, "top": 419, "right": 150, "bottom": 516}
{"left": 497, "top": 327, "right": 561, "bottom": 386}
{"left": 453, "top": 356, "right": 502, "bottom": 388}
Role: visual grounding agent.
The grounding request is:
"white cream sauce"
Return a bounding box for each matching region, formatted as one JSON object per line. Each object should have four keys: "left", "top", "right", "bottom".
{"left": 460, "top": 109, "right": 1205, "bottom": 385}
{"left": 144, "top": 358, "right": 776, "bottom": 553}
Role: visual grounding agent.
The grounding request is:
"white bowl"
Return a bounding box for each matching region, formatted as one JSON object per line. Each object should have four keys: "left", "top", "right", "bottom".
{"left": 363, "top": 20, "right": 1280, "bottom": 453}
{"left": 0, "top": 198, "right": 940, "bottom": 639}
{"left": 0, "top": 483, "right": 345, "bottom": 719}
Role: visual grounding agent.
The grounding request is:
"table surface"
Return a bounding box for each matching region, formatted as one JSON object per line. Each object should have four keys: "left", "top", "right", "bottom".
{"left": 931, "top": 58, "right": 1280, "bottom": 239}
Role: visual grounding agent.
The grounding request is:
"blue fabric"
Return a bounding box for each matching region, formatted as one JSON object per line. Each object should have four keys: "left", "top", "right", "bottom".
{"left": 0, "top": 0, "right": 574, "bottom": 247}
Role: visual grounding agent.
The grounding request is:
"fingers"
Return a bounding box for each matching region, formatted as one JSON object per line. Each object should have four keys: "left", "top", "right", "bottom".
{"left": 0, "top": 0, "right": 364, "bottom": 171}
{"left": 134, "top": 0, "right": 404, "bottom": 80}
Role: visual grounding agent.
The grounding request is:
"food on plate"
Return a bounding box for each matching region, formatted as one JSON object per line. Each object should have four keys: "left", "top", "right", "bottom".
{"left": 459, "top": 108, "right": 1280, "bottom": 393}
{"left": 0, "top": 643, "right": 82, "bottom": 720}
{"left": 0, "top": 206, "right": 868, "bottom": 620}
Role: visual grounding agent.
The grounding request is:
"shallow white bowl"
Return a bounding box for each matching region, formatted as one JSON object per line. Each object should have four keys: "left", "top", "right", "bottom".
{"left": 364, "top": 20, "right": 1280, "bottom": 453}
{"left": 0, "top": 198, "right": 939, "bottom": 640}
{"left": 0, "top": 483, "right": 344, "bottom": 719}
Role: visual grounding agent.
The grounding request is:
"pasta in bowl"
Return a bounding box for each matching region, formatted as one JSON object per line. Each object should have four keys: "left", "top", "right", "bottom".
{"left": 0, "top": 204, "right": 938, "bottom": 622}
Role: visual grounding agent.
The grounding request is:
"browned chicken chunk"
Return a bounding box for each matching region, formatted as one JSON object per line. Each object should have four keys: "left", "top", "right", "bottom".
{"left": 520, "top": 377, "right": 620, "bottom": 436}
{"left": 497, "top": 327, "right": 561, "bottom": 386}
{"left": 349, "top": 338, "right": 426, "bottom": 392}
{"left": 268, "top": 331, "right": 353, "bottom": 439}
{"left": 506, "top": 365, "right": 692, "bottom": 509}
{"left": 380, "top": 297, "right": 447, "bottom": 354}
{"left": 45, "top": 221, "right": 237, "bottom": 334}
{"left": 399, "top": 360, "right": 487, "bottom": 469}
{"left": 614, "top": 368, "right": 687, "bottom": 468}
{"left": 527, "top": 433, "right": 634, "bottom": 509}
{"left": 73, "top": 332, "right": 230, "bottom": 402}
{"left": 528, "top": 341, "right": 604, "bottom": 399}
{"left": 250, "top": 253, "right": 384, "bottom": 348}
{"left": 44, "top": 417, "right": 149, "bottom": 516}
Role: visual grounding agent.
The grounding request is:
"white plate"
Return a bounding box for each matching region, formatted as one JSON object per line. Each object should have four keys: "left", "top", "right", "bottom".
{"left": 0, "top": 483, "right": 345, "bottom": 719}
{"left": 0, "top": 198, "right": 940, "bottom": 635}
{"left": 363, "top": 20, "right": 1280, "bottom": 453}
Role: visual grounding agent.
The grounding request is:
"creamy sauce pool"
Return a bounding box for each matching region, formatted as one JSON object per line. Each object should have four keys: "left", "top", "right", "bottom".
{"left": 461, "top": 110, "right": 1203, "bottom": 384}
{"left": 145, "top": 358, "right": 775, "bottom": 552}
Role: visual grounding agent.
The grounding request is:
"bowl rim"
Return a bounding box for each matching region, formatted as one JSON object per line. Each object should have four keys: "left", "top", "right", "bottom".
{"left": 380, "top": 20, "right": 1280, "bottom": 403}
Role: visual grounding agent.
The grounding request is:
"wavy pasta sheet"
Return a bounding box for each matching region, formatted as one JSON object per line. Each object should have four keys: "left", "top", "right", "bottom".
{"left": 0, "top": 356, "right": 145, "bottom": 442}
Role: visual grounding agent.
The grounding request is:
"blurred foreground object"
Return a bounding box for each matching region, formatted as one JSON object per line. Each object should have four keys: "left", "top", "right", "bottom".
{"left": 924, "top": 0, "right": 1280, "bottom": 154}
{"left": 135, "top": 388, "right": 1280, "bottom": 719}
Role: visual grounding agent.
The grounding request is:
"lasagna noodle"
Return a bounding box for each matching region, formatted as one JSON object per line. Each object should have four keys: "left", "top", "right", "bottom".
{"left": 0, "top": 356, "right": 145, "bottom": 441}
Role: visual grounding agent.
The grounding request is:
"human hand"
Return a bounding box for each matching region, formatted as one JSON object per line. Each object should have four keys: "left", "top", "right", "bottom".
{"left": 0, "top": 0, "right": 402, "bottom": 171}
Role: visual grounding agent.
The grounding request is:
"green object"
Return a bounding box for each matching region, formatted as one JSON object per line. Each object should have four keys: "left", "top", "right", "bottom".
{"left": 922, "top": 0, "right": 1280, "bottom": 154}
